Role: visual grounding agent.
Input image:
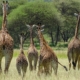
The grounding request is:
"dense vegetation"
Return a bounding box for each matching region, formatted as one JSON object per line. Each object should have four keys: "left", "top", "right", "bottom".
{"left": 0, "top": 0, "right": 80, "bottom": 47}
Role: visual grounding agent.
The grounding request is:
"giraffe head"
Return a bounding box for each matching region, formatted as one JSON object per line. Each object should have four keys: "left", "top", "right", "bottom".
{"left": 26, "top": 24, "right": 35, "bottom": 33}
{"left": 26, "top": 24, "right": 36, "bottom": 45}
{"left": 34, "top": 23, "right": 46, "bottom": 44}
{"left": 35, "top": 23, "right": 45, "bottom": 35}
{"left": 2, "top": 0, "right": 9, "bottom": 15}
{"left": 74, "top": 12, "right": 80, "bottom": 19}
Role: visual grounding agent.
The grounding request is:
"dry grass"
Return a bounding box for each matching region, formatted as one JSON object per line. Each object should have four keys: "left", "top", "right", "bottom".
{"left": 0, "top": 49, "right": 80, "bottom": 80}
{"left": 0, "top": 57, "right": 80, "bottom": 80}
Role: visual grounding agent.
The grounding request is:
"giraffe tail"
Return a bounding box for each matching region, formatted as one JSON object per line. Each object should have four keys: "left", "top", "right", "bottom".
{"left": 58, "top": 61, "right": 68, "bottom": 71}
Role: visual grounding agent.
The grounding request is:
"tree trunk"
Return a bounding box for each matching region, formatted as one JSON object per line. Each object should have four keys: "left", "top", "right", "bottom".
{"left": 61, "top": 30, "right": 69, "bottom": 42}
{"left": 49, "top": 31, "right": 54, "bottom": 45}
{"left": 55, "top": 26, "right": 60, "bottom": 45}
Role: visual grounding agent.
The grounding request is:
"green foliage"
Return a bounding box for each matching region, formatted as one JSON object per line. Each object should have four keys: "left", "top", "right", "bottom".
{"left": 7, "top": 1, "right": 62, "bottom": 47}
{"left": 0, "top": 16, "right": 2, "bottom": 29}
{"left": 0, "top": 0, "right": 80, "bottom": 47}
{"left": 56, "top": 42, "right": 68, "bottom": 48}
{"left": 55, "top": 0, "right": 80, "bottom": 42}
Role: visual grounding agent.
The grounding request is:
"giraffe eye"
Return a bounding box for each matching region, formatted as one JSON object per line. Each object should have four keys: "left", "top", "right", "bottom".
{"left": 39, "top": 28, "right": 40, "bottom": 29}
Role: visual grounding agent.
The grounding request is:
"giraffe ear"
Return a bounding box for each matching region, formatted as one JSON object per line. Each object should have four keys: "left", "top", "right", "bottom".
{"left": 32, "top": 24, "right": 36, "bottom": 28}
{"left": 74, "top": 13, "right": 78, "bottom": 17}
{"left": 41, "top": 25, "right": 45, "bottom": 28}
{"left": 41, "top": 29, "right": 44, "bottom": 32}
{"left": 34, "top": 25, "right": 38, "bottom": 28}
{"left": 26, "top": 24, "right": 30, "bottom": 28}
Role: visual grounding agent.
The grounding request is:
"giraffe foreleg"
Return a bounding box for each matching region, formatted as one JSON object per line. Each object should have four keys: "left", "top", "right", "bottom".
{"left": 43, "top": 62, "right": 50, "bottom": 75}
{"left": 37, "top": 62, "right": 43, "bottom": 76}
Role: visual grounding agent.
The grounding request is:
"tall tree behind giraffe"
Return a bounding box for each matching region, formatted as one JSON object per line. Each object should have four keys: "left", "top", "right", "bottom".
{"left": 16, "top": 33, "right": 28, "bottom": 78}
{"left": 26, "top": 24, "right": 38, "bottom": 71}
{"left": 67, "top": 13, "right": 80, "bottom": 70}
{"left": 0, "top": 1, "right": 14, "bottom": 73}
{"left": 35, "top": 23, "right": 67, "bottom": 75}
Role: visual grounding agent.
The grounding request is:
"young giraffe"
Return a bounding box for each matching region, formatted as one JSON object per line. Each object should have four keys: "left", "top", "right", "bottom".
{"left": 67, "top": 13, "right": 80, "bottom": 70}
{"left": 35, "top": 23, "right": 67, "bottom": 75}
{"left": 16, "top": 33, "right": 28, "bottom": 78}
{"left": 26, "top": 24, "right": 38, "bottom": 71}
{"left": 0, "top": 1, "right": 14, "bottom": 73}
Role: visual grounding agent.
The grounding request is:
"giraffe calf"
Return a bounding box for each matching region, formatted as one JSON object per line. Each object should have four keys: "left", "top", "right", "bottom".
{"left": 16, "top": 49, "right": 28, "bottom": 77}
{"left": 16, "top": 33, "right": 28, "bottom": 77}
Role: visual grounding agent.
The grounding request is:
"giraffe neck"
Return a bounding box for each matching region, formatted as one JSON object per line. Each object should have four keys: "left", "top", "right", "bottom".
{"left": 2, "top": 3, "right": 7, "bottom": 30}
{"left": 20, "top": 49, "right": 24, "bottom": 54}
{"left": 19, "top": 35, "right": 25, "bottom": 54}
{"left": 30, "top": 29, "right": 34, "bottom": 46}
{"left": 20, "top": 36, "right": 23, "bottom": 51}
{"left": 74, "top": 16, "right": 80, "bottom": 38}
{"left": 38, "top": 30, "right": 47, "bottom": 48}
{"left": 2, "top": 17, "right": 7, "bottom": 30}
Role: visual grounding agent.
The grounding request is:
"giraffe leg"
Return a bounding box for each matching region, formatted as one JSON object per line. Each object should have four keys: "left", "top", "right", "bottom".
{"left": 33, "top": 57, "right": 38, "bottom": 70}
{"left": 43, "top": 62, "right": 50, "bottom": 75}
{"left": 4, "top": 51, "right": 13, "bottom": 73}
{"left": 72, "top": 53, "right": 78, "bottom": 70}
{"left": 16, "top": 62, "right": 21, "bottom": 75}
{"left": 28, "top": 58, "right": 33, "bottom": 71}
{"left": 51, "top": 60, "right": 58, "bottom": 75}
{"left": 49, "top": 62, "right": 52, "bottom": 74}
{"left": 74, "top": 55, "right": 78, "bottom": 70}
{"left": 22, "top": 65, "right": 27, "bottom": 78}
{"left": 37, "top": 62, "right": 43, "bottom": 76}
{"left": 78, "top": 56, "right": 80, "bottom": 70}
{"left": 0, "top": 56, "right": 3, "bottom": 73}
{"left": 67, "top": 52, "right": 72, "bottom": 70}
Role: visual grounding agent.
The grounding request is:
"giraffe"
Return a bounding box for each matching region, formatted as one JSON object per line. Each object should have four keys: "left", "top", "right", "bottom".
{"left": 67, "top": 13, "right": 80, "bottom": 70}
{"left": 0, "top": 1, "right": 14, "bottom": 73}
{"left": 16, "top": 33, "right": 28, "bottom": 78}
{"left": 35, "top": 23, "right": 67, "bottom": 75}
{"left": 26, "top": 24, "right": 38, "bottom": 71}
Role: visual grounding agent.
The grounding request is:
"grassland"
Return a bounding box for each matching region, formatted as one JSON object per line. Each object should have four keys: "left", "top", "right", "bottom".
{"left": 0, "top": 48, "right": 80, "bottom": 80}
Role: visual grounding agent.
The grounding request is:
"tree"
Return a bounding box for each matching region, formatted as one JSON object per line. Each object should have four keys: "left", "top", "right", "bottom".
{"left": 55, "top": 0, "right": 80, "bottom": 42}
{"left": 7, "top": 1, "right": 63, "bottom": 47}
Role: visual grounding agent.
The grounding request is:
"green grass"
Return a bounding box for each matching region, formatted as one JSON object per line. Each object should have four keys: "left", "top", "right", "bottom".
{"left": 13, "top": 47, "right": 67, "bottom": 58}
{"left": 13, "top": 49, "right": 27, "bottom": 57}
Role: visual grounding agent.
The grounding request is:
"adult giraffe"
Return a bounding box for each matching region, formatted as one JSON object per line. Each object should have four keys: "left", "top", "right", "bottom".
{"left": 0, "top": 1, "right": 14, "bottom": 73}
{"left": 67, "top": 13, "right": 80, "bottom": 70}
{"left": 35, "top": 23, "right": 67, "bottom": 75}
{"left": 26, "top": 24, "right": 38, "bottom": 71}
